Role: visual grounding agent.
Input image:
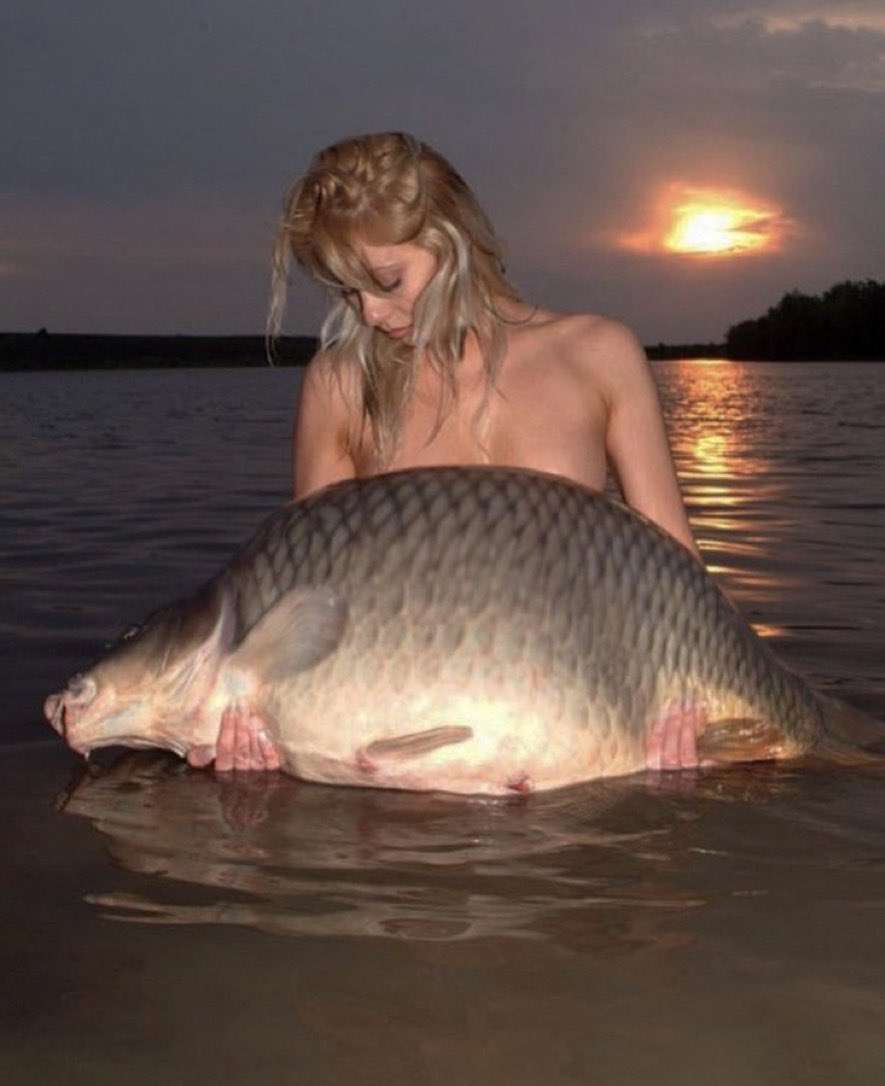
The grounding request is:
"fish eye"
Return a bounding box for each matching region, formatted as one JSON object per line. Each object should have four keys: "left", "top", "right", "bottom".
{"left": 68, "top": 673, "right": 88, "bottom": 696}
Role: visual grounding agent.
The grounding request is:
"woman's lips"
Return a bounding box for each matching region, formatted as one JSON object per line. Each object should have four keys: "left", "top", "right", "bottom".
{"left": 385, "top": 325, "right": 411, "bottom": 339}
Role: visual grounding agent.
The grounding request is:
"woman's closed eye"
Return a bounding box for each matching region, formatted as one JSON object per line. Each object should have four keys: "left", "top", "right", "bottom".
{"left": 340, "top": 279, "right": 400, "bottom": 301}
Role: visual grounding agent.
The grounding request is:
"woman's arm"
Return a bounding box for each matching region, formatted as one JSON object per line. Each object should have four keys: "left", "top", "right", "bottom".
{"left": 292, "top": 352, "right": 358, "bottom": 500}
{"left": 590, "top": 319, "right": 701, "bottom": 559}
{"left": 579, "top": 318, "right": 708, "bottom": 769}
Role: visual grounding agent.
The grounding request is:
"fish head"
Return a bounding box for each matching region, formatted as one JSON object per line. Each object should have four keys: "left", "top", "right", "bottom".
{"left": 45, "top": 583, "right": 233, "bottom": 758}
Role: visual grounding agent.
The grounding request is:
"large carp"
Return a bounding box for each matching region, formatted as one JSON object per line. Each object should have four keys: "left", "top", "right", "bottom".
{"left": 45, "top": 467, "right": 882, "bottom": 794}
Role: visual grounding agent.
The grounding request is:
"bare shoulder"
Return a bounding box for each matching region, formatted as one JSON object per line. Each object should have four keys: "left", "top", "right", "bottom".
{"left": 556, "top": 313, "right": 644, "bottom": 366}
{"left": 521, "top": 308, "right": 641, "bottom": 358}
{"left": 302, "top": 347, "right": 357, "bottom": 396}
{"left": 521, "top": 310, "right": 649, "bottom": 402}
{"left": 293, "top": 349, "right": 363, "bottom": 498}
{"left": 299, "top": 348, "right": 362, "bottom": 419}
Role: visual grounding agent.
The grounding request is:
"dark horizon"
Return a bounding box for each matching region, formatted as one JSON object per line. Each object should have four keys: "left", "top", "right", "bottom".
{"left": 4, "top": 277, "right": 882, "bottom": 368}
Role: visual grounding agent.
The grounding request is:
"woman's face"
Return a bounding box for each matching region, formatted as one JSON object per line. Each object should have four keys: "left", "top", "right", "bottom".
{"left": 350, "top": 240, "right": 437, "bottom": 342}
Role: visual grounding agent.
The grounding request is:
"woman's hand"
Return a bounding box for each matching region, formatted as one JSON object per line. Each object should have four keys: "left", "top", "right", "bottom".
{"left": 187, "top": 702, "right": 281, "bottom": 772}
{"left": 646, "top": 702, "right": 709, "bottom": 769}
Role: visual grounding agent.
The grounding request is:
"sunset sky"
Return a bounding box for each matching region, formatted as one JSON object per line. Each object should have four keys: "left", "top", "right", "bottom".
{"left": 2, "top": 1, "right": 883, "bottom": 343}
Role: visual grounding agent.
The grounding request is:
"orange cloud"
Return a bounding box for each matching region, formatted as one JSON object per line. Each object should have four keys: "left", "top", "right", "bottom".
{"left": 713, "top": 4, "right": 885, "bottom": 34}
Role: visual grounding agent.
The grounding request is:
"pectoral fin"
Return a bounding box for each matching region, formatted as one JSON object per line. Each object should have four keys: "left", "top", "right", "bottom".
{"left": 363, "top": 726, "right": 474, "bottom": 762}
{"left": 696, "top": 717, "right": 792, "bottom": 763}
{"left": 230, "top": 586, "right": 347, "bottom": 681}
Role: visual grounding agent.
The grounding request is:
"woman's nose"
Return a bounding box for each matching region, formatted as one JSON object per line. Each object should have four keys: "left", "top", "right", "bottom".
{"left": 359, "top": 292, "right": 390, "bottom": 327}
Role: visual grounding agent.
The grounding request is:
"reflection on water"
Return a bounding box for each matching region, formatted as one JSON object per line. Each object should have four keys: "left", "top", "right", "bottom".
{"left": 61, "top": 749, "right": 872, "bottom": 953}
{"left": 662, "top": 363, "right": 794, "bottom": 622}
{"left": 61, "top": 753, "right": 700, "bottom": 947}
{"left": 667, "top": 360, "right": 800, "bottom": 560}
{"left": 657, "top": 361, "right": 885, "bottom": 707}
{"left": 8, "top": 739, "right": 885, "bottom": 1084}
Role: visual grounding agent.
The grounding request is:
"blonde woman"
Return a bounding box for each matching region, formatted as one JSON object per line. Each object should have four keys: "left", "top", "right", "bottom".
{"left": 188, "top": 132, "right": 704, "bottom": 776}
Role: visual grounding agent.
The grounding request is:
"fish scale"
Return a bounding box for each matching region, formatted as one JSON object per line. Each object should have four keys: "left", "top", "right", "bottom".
{"left": 45, "top": 466, "right": 883, "bottom": 794}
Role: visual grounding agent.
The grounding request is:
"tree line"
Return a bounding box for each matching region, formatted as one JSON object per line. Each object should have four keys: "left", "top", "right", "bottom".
{"left": 3, "top": 279, "right": 883, "bottom": 369}
{"left": 0, "top": 333, "right": 318, "bottom": 371}
{"left": 726, "top": 280, "right": 885, "bottom": 360}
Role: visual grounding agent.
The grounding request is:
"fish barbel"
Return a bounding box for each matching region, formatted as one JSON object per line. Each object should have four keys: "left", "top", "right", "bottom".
{"left": 44, "top": 467, "right": 883, "bottom": 794}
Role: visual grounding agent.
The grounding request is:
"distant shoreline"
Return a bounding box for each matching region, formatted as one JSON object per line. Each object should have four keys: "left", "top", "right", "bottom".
{"left": 2, "top": 331, "right": 726, "bottom": 370}
{"left": 0, "top": 332, "right": 880, "bottom": 371}
{"left": 0, "top": 333, "right": 318, "bottom": 371}
{"left": 6, "top": 280, "right": 881, "bottom": 370}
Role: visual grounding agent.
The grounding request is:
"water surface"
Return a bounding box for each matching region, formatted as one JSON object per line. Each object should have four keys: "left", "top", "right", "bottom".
{"left": 1, "top": 362, "right": 884, "bottom": 1083}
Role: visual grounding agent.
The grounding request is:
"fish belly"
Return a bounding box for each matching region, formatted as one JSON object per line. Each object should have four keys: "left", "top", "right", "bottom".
{"left": 258, "top": 651, "right": 647, "bottom": 795}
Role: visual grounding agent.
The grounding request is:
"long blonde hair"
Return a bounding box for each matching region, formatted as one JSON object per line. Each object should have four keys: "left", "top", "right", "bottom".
{"left": 269, "top": 132, "right": 521, "bottom": 465}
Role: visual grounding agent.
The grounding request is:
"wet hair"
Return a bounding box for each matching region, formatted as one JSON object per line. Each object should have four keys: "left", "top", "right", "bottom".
{"left": 269, "top": 132, "right": 522, "bottom": 465}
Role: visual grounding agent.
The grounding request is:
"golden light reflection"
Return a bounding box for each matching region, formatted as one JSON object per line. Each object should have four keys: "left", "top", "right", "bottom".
{"left": 692, "top": 433, "right": 729, "bottom": 476}
{"left": 662, "top": 361, "right": 802, "bottom": 618}
{"left": 617, "top": 184, "right": 787, "bottom": 257}
{"left": 751, "top": 622, "right": 788, "bottom": 640}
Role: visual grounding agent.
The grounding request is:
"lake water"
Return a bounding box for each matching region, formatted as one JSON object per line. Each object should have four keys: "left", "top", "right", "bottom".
{"left": 2, "top": 361, "right": 884, "bottom": 1083}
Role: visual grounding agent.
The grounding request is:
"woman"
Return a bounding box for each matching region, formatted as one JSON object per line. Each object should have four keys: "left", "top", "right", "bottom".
{"left": 188, "top": 132, "right": 704, "bottom": 775}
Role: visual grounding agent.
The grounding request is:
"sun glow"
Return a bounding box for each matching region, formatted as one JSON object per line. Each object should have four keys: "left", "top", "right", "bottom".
{"left": 616, "top": 184, "right": 788, "bottom": 258}
{"left": 664, "top": 200, "right": 772, "bottom": 254}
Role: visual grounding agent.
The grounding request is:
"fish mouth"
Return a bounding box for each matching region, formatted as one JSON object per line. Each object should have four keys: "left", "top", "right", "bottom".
{"left": 72, "top": 734, "right": 186, "bottom": 758}
{"left": 44, "top": 676, "right": 129, "bottom": 756}
{"left": 44, "top": 692, "right": 90, "bottom": 754}
{"left": 46, "top": 675, "right": 188, "bottom": 761}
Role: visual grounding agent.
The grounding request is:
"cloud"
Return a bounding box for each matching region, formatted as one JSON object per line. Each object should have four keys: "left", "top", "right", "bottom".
{"left": 703, "top": 3, "right": 885, "bottom": 91}
{"left": 712, "top": 1, "right": 885, "bottom": 35}
{"left": 0, "top": 1, "right": 881, "bottom": 340}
